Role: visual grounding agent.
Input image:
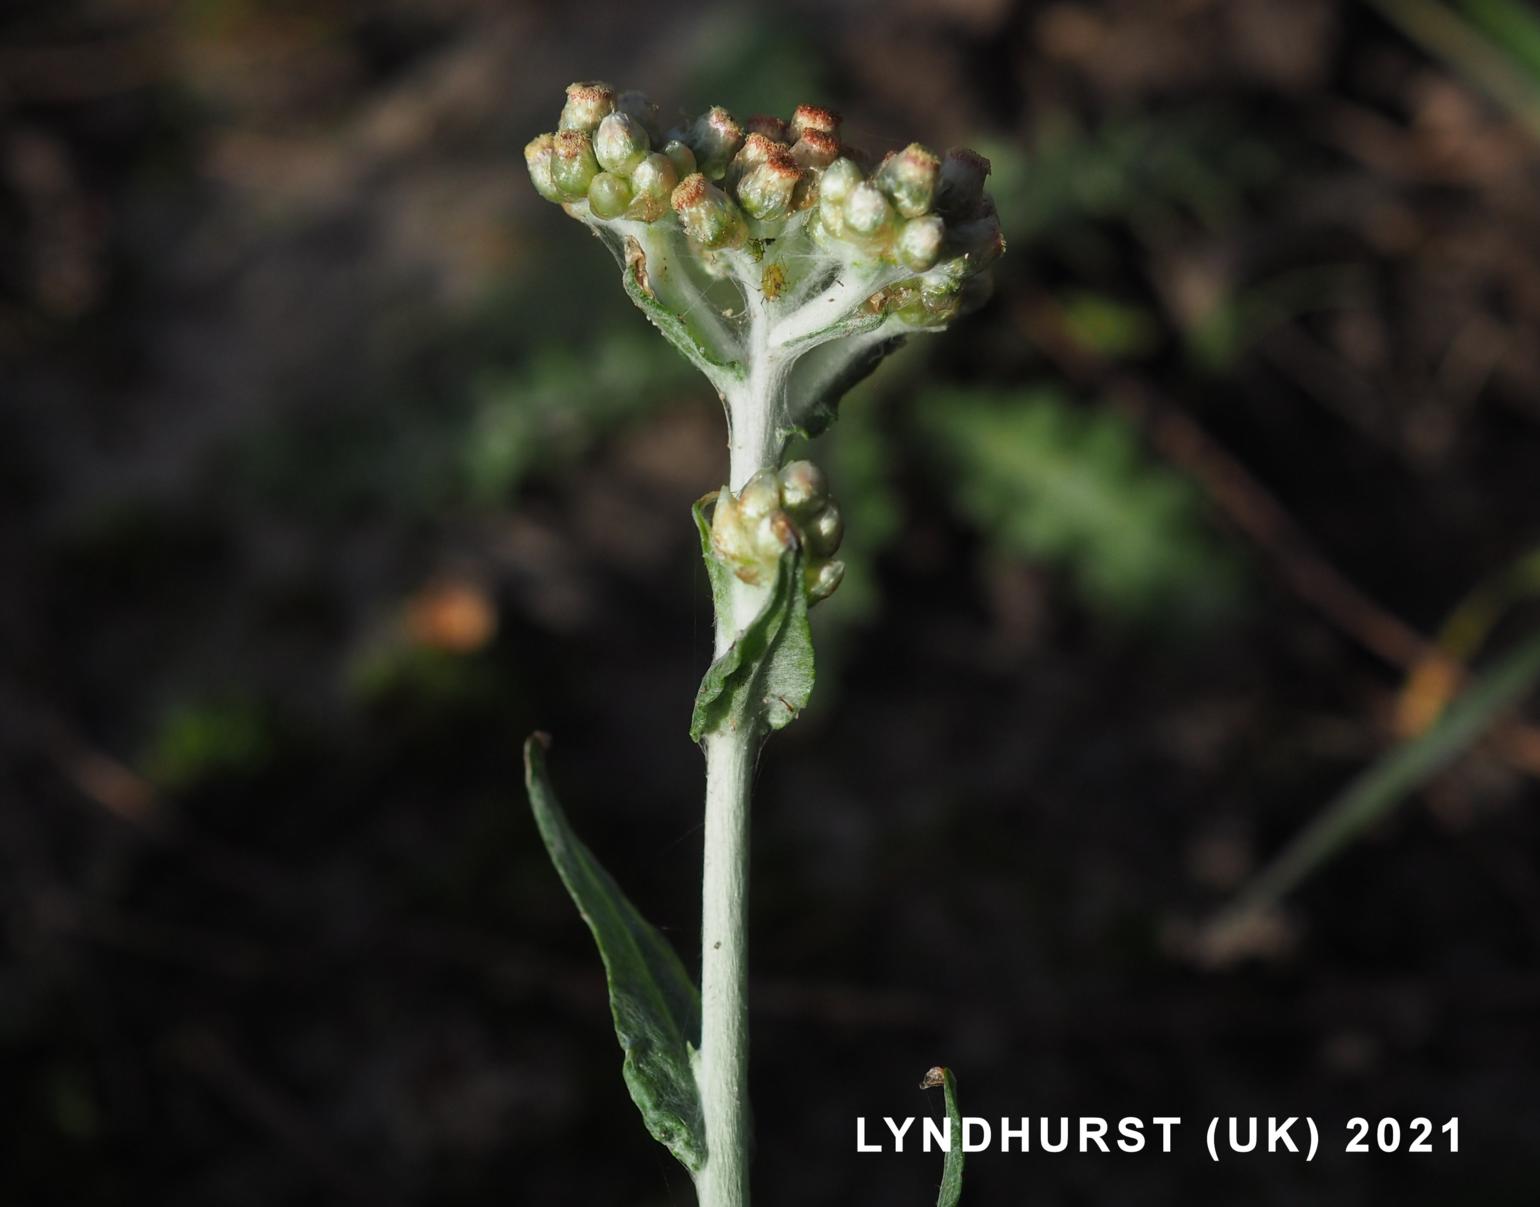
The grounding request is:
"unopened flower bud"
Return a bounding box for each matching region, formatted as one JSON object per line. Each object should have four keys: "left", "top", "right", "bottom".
{"left": 727, "top": 132, "right": 783, "bottom": 190}
{"left": 525, "top": 134, "right": 563, "bottom": 203}
{"left": 587, "top": 171, "right": 632, "bottom": 218}
{"left": 951, "top": 207, "right": 1005, "bottom": 272}
{"left": 790, "top": 129, "right": 840, "bottom": 172}
{"left": 778, "top": 460, "right": 828, "bottom": 516}
{"left": 662, "top": 139, "right": 697, "bottom": 179}
{"left": 745, "top": 114, "right": 791, "bottom": 143}
{"left": 805, "top": 502, "right": 844, "bottom": 558}
{"left": 688, "top": 106, "right": 744, "bottom": 180}
{"left": 874, "top": 143, "right": 940, "bottom": 218}
{"left": 626, "top": 152, "right": 678, "bottom": 221}
{"left": 819, "top": 158, "right": 863, "bottom": 206}
{"left": 594, "top": 112, "right": 650, "bottom": 175}
{"left": 552, "top": 130, "right": 601, "bottom": 199}
{"left": 806, "top": 559, "right": 845, "bottom": 604}
{"left": 671, "top": 173, "right": 747, "bottom": 249}
{"left": 736, "top": 468, "right": 782, "bottom": 518}
{"left": 896, "top": 214, "right": 945, "bottom": 271}
{"left": 559, "top": 81, "right": 615, "bottom": 132}
{"left": 737, "top": 153, "right": 801, "bottom": 222}
{"left": 935, "top": 147, "right": 991, "bottom": 218}
{"left": 615, "top": 90, "right": 661, "bottom": 143}
{"left": 843, "top": 182, "right": 894, "bottom": 245}
{"left": 790, "top": 104, "right": 840, "bottom": 142}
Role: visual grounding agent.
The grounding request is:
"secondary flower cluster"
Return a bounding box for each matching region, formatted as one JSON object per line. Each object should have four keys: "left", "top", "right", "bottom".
{"left": 710, "top": 461, "right": 844, "bottom": 605}
{"left": 525, "top": 82, "right": 1003, "bottom": 330}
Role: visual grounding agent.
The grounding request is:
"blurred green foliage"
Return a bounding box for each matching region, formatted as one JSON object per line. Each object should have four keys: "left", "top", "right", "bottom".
{"left": 142, "top": 696, "right": 273, "bottom": 790}
{"left": 919, "top": 387, "right": 1240, "bottom": 622}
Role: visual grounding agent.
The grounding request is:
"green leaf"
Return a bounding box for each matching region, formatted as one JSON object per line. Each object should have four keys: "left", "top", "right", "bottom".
{"left": 689, "top": 529, "right": 815, "bottom": 743}
{"left": 619, "top": 235, "right": 744, "bottom": 388}
{"left": 522, "top": 735, "right": 707, "bottom": 1171}
{"left": 784, "top": 334, "right": 906, "bottom": 440}
{"left": 693, "top": 495, "right": 735, "bottom": 621}
{"left": 922, "top": 1067, "right": 964, "bottom": 1207}
{"left": 1214, "top": 629, "right": 1540, "bottom": 926}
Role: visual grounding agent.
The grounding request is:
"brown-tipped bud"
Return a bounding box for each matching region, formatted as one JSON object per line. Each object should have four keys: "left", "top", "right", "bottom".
{"left": 842, "top": 181, "right": 894, "bottom": 245}
{"left": 874, "top": 143, "right": 941, "bottom": 218}
{"left": 615, "top": 90, "right": 661, "bottom": 143}
{"left": 896, "top": 214, "right": 945, "bottom": 271}
{"left": 662, "top": 139, "right": 697, "bottom": 179}
{"left": 778, "top": 461, "right": 828, "bottom": 517}
{"left": 594, "top": 112, "right": 650, "bottom": 176}
{"left": 586, "top": 171, "right": 632, "bottom": 219}
{"left": 726, "top": 132, "right": 785, "bottom": 189}
{"left": 936, "top": 147, "right": 991, "bottom": 218}
{"left": 790, "top": 129, "right": 840, "bottom": 171}
{"left": 671, "top": 173, "right": 747, "bottom": 249}
{"left": 805, "top": 503, "right": 844, "bottom": 558}
{"left": 745, "top": 114, "right": 791, "bottom": 143}
{"left": 559, "top": 81, "right": 615, "bottom": 132}
{"left": 551, "top": 130, "right": 601, "bottom": 199}
{"left": 525, "top": 134, "right": 563, "bottom": 203}
{"left": 790, "top": 104, "right": 840, "bottom": 142}
{"left": 737, "top": 153, "right": 801, "bottom": 222}
{"left": 626, "top": 152, "right": 678, "bottom": 221}
{"left": 688, "top": 106, "right": 744, "bottom": 180}
{"left": 807, "top": 559, "right": 845, "bottom": 604}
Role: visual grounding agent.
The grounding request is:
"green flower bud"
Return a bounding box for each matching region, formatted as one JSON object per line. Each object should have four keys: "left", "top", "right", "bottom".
{"left": 615, "top": 90, "right": 661, "bottom": 143}
{"left": 587, "top": 171, "right": 632, "bottom": 219}
{"left": 874, "top": 143, "right": 940, "bottom": 218}
{"left": 745, "top": 114, "right": 791, "bottom": 143}
{"left": 737, "top": 153, "right": 801, "bottom": 222}
{"left": 896, "top": 214, "right": 945, "bottom": 271}
{"left": 805, "top": 502, "right": 844, "bottom": 558}
{"left": 778, "top": 460, "right": 828, "bottom": 516}
{"left": 688, "top": 106, "right": 744, "bottom": 180}
{"left": 819, "top": 158, "right": 863, "bottom": 206}
{"left": 551, "top": 130, "right": 600, "bottom": 199}
{"left": 790, "top": 129, "right": 840, "bottom": 172}
{"left": 842, "top": 182, "right": 894, "bottom": 245}
{"left": 790, "top": 104, "right": 840, "bottom": 143}
{"left": 662, "top": 139, "right": 697, "bottom": 179}
{"left": 935, "top": 147, "right": 991, "bottom": 218}
{"left": 525, "top": 133, "right": 563, "bottom": 203}
{"left": 559, "top": 81, "right": 615, "bottom": 132}
{"left": 671, "top": 173, "right": 747, "bottom": 250}
{"left": 806, "top": 559, "right": 845, "bottom": 604}
{"left": 594, "top": 112, "right": 650, "bottom": 175}
{"left": 626, "top": 152, "right": 678, "bottom": 221}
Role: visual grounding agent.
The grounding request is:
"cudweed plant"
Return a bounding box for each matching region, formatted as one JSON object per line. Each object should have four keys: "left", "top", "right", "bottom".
{"left": 524, "top": 81, "right": 999, "bottom": 1207}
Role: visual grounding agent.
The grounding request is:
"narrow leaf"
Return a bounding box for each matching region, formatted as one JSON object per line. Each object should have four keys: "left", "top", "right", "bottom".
{"left": 693, "top": 495, "right": 735, "bottom": 621}
{"left": 620, "top": 235, "right": 744, "bottom": 388}
{"left": 921, "top": 1067, "right": 964, "bottom": 1207}
{"left": 1218, "top": 630, "right": 1540, "bottom": 923}
{"left": 690, "top": 534, "right": 815, "bottom": 743}
{"left": 523, "top": 735, "right": 707, "bottom": 1171}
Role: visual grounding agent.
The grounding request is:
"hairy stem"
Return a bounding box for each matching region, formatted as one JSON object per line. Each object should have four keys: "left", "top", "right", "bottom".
{"left": 695, "top": 287, "right": 788, "bottom": 1207}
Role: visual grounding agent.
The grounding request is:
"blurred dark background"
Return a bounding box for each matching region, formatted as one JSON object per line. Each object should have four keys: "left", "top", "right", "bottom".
{"left": 4, "top": 0, "right": 1540, "bottom": 1203}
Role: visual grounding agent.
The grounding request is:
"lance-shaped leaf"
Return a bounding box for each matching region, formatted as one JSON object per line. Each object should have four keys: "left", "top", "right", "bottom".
{"left": 921, "top": 1066, "right": 964, "bottom": 1207}
{"left": 689, "top": 511, "right": 815, "bottom": 743}
{"left": 618, "top": 234, "right": 744, "bottom": 391}
{"left": 523, "top": 735, "right": 706, "bottom": 1171}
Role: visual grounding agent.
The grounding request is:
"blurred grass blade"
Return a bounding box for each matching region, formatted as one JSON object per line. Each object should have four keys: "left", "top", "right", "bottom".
{"left": 523, "top": 735, "right": 707, "bottom": 1171}
{"left": 1458, "top": 0, "right": 1540, "bottom": 78}
{"left": 1364, "top": 0, "right": 1540, "bottom": 143}
{"left": 1223, "top": 630, "right": 1540, "bottom": 922}
{"left": 921, "top": 1066, "right": 963, "bottom": 1207}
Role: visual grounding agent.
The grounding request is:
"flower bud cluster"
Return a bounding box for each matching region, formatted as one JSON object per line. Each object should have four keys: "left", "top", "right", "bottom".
{"left": 526, "top": 83, "right": 1002, "bottom": 329}
{"left": 710, "top": 461, "right": 845, "bottom": 605}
